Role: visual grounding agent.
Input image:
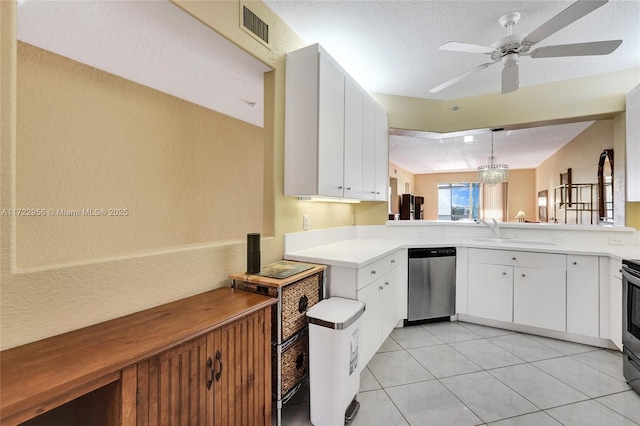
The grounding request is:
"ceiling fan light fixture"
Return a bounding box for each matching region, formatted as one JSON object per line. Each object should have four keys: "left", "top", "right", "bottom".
{"left": 478, "top": 129, "right": 508, "bottom": 185}
{"left": 502, "top": 52, "right": 518, "bottom": 67}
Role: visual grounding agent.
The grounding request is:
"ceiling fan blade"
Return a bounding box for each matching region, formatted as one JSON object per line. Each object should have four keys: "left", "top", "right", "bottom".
{"left": 530, "top": 40, "right": 622, "bottom": 58}
{"left": 523, "top": 0, "right": 608, "bottom": 46}
{"left": 502, "top": 64, "right": 519, "bottom": 94}
{"left": 429, "top": 62, "right": 496, "bottom": 93}
{"left": 438, "top": 42, "right": 495, "bottom": 54}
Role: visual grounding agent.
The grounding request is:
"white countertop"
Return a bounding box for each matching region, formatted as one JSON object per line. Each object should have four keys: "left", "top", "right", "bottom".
{"left": 285, "top": 235, "right": 640, "bottom": 269}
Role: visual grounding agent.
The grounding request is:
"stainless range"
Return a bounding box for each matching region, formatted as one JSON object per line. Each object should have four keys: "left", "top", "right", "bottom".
{"left": 622, "top": 258, "right": 640, "bottom": 395}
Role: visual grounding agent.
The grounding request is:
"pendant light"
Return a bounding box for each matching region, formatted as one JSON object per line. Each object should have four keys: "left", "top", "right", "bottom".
{"left": 478, "top": 128, "right": 508, "bottom": 184}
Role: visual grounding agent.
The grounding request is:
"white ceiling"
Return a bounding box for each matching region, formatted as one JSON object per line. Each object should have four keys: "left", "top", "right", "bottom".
{"left": 265, "top": 0, "right": 639, "bottom": 174}
{"left": 17, "top": 0, "right": 271, "bottom": 128}
{"left": 264, "top": 0, "right": 639, "bottom": 101}
{"left": 389, "top": 121, "right": 594, "bottom": 174}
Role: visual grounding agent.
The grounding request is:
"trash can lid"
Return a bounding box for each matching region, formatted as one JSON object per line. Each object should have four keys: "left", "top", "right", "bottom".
{"left": 306, "top": 297, "right": 366, "bottom": 330}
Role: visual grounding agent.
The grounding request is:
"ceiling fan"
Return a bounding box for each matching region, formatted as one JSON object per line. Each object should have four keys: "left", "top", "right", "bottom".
{"left": 429, "top": 0, "right": 623, "bottom": 95}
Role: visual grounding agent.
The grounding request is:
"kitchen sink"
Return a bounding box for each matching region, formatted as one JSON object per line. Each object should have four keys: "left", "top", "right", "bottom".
{"left": 471, "top": 237, "right": 558, "bottom": 246}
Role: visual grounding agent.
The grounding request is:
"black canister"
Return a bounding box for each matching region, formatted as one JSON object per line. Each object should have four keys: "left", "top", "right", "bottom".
{"left": 247, "top": 233, "right": 261, "bottom": 274}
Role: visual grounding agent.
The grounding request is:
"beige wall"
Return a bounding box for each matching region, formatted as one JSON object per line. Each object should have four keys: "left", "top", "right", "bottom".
{"left": 537, "top": 120, "right": 614, "bottom": 224}
{"left": 1, "top": 0, "right": 639, "bottom": 350}
{"left": 1, "top": 0, "right": 357, "bottom": 350}
{"left": 414, "top": 169, "right": 536, "bottom": 222}
{"left": 17, "top": 42, "right": 264, "bottom": 268}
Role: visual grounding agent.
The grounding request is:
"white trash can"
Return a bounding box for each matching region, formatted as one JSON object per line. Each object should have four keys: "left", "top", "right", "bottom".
{"left": 306, "top": 297, "right": 366, "bottom": 426}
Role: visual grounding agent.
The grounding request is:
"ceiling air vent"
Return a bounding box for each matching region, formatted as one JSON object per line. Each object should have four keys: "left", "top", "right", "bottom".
{"left": 241, "top": 4, "right": 270, "bottom": 48}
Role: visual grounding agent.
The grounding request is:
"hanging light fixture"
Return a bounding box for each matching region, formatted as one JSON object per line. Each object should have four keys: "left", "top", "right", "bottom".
{"left": 478, "top": 128, "right": 509, "bottom": 184}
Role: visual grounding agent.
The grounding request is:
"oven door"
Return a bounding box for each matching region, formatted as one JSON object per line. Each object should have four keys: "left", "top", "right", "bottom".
{"left": 623, "top": 264, "right": 640, "bottom": 393}
{"left": 623, "top": 265, "right": 640, "bottom": 357}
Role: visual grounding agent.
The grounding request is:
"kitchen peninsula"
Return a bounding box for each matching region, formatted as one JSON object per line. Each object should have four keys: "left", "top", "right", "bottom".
{"left": 284, "top": 222, "right": 639, "bottom": 366}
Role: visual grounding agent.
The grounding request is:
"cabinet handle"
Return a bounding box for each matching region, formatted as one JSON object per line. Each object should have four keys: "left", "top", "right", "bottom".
{"left": 379, "top": 286, "right": 384, "bottom": 290}
{"left": 338, "top": 186, "right": 343, "bottom": 190}
{"left": 215, "top": 350, "right": 223, "bottom": 382}
{"left": 512, "top": 257, "right": 517, "bottom": 261}
{"left": 298, "top": 295, "right": 309, "bottom": 313}
{"left": 385, "top": 281, "right": 390, "bottom": 286}
{"left": 502, "top": 272, "right": 507, "bottom": 276}
{"left": 572, "top": 261, "right": 578, "bottom": 265}
{"left": 206, "top": 357, "right": 214, "bottom": 389}
{"left": 346, "top": 187, "right": 352, "bottom": 190}
{"left": 375, "top": 192, "right": 380, "bottom": 195}
{"left": 371, "top": 270, "right": 376, "bottom": 275}
{"left": 521, "top": 274, "right": 526, "bottom": 277}
{"left": 391, "top": 260, "right": 395, "bottom": 264}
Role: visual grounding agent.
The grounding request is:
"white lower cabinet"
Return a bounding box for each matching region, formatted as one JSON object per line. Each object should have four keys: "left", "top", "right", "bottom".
{"left": 567, "top": 255, "right": 600, "bottom": 337}
{"left": 357, "top": 261, "right": 403, "bottom": 367}
{"left": 513, "top": 266, "right": 566, "bottom": 332}
{"left": 468, "top": 262, "right": 513, "bottom": 322}
{"left": 609, "top": 258, "right": 623, "bottom": 350}
{"left": 467, "top": 248, "right": 605, "bottom": 336}
{"left": 328, "top": 249, "right": 405, "bottom": 368}
{"left": 357, "top": 278, "right": 383, "bottom": 369}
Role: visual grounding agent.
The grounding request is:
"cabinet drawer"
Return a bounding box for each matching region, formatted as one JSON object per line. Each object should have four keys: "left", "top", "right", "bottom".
{"left": 235, "top": 272, "right": 322, "bottom": 342}
{"left": 357, "top": 259, "right": 383, "bottom": 289}
{"left": 469, "top": 248, "right": 565, "bottom": 270}
{"left": 382, "top": 251, "right": 400, "bottom": 274}
{"left": 281, "top": 273, "right": 322, "bottom": 341}
{"left": 274, "top": 331, "right": 308, "bottom": 399}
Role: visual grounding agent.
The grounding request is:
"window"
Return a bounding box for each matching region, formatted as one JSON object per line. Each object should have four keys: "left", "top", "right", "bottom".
{"left": 438, "top": 183, "right": 480, "bottom": 221}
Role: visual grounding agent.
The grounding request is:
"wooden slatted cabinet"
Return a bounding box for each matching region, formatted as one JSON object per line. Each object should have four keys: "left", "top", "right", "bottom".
{"left": 136, "top": 308, "right": 270, "bottom": 425}
{"left": 1, "top": 288, "right": 275, "bottom": 426}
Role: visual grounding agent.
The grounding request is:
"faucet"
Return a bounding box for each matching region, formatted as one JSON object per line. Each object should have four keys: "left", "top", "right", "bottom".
{"left": 476, "top": 219, "right": 501, "bottom": 238}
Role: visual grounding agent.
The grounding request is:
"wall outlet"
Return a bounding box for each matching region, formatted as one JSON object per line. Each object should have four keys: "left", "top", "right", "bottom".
{"left": 303, "top": 215, "right": 309, "bottom": 231}
{"left": 609, "top": 236, "right": 624, "bottom": 245}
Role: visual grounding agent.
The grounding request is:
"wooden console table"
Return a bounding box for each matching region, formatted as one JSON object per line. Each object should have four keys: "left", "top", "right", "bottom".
{"left": 0, "top": 288, "right": 276, "bottom": 425}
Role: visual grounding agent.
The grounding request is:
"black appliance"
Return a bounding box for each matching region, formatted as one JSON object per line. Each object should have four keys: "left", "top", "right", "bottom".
{"left": 622, "top": 258, "right": 640, "bottom": 395}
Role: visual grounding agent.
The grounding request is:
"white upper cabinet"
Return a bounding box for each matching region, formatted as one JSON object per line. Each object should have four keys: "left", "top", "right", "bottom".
{"left": 343, "top": 77, "right": 363, "bottom": 198}
{"left": 374, "top": 106, "right": 389, "bottom": 201}
{"left": 361, "top": 96, "right": 377, "bottom": 200}
{"left": 627, "top": 84, "right": 640, "bottom": 201}
{"left": 317, "top": 53, "right": 346, "bottom": 198}
{"left": 284, "top": 44, "right": 388, "bottom": 200}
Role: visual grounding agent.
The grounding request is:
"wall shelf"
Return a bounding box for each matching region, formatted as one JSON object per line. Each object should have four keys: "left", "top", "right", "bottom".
{"left": 553, "top": 183, "right": 597, "bottom": 224}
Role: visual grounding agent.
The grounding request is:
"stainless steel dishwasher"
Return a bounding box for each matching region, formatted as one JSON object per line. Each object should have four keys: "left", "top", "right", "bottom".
{"left": 406, "top": 247, "right": 456, "bottom": 324}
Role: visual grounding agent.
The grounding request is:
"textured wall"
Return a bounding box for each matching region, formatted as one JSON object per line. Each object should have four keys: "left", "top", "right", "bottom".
{"left": 1, "top": 0, "right": 359, "bottom": 350}
{"left": 17, "top": 43, "right": 264, "bottom": 268}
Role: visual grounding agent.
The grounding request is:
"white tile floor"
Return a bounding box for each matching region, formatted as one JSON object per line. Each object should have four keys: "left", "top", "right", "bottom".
{"left": 279, "top": 321, "right": 640, "bottom": 426}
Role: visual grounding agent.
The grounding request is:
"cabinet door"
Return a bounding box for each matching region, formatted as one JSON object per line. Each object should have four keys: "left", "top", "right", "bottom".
{"left": 514, "top": 267, "right": 566, "bottom": 332}
{"left": 567, "top": 255, "right": 599, "bottom": 337}
{"left": 357, "top": 280, "right": 383, "bottom": 368}
{"left": 381, "top": 270, "right": 401, "bottom": 339}
{"left": 136, "top": 335, "right": 209, "bottom": 426}
{"left": 374, "top": 106, "right": 389, "bottom": 201}
{"left": 361, "top": 96, "right": 376, "bottom": 200}
{"left": 208, "top": 308, "right": 271, "bottom": 426}
{"left": 467, "top": 262, "right": 513, "bottom": 322}
{"left": 610, "top": 259, "right": 623, "bottom": 350}
{"left": 343, "top": 77, "right": 363, "bottom": 198}
{"left": 317, "top": 52, "right": 345, "bottom": 198}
